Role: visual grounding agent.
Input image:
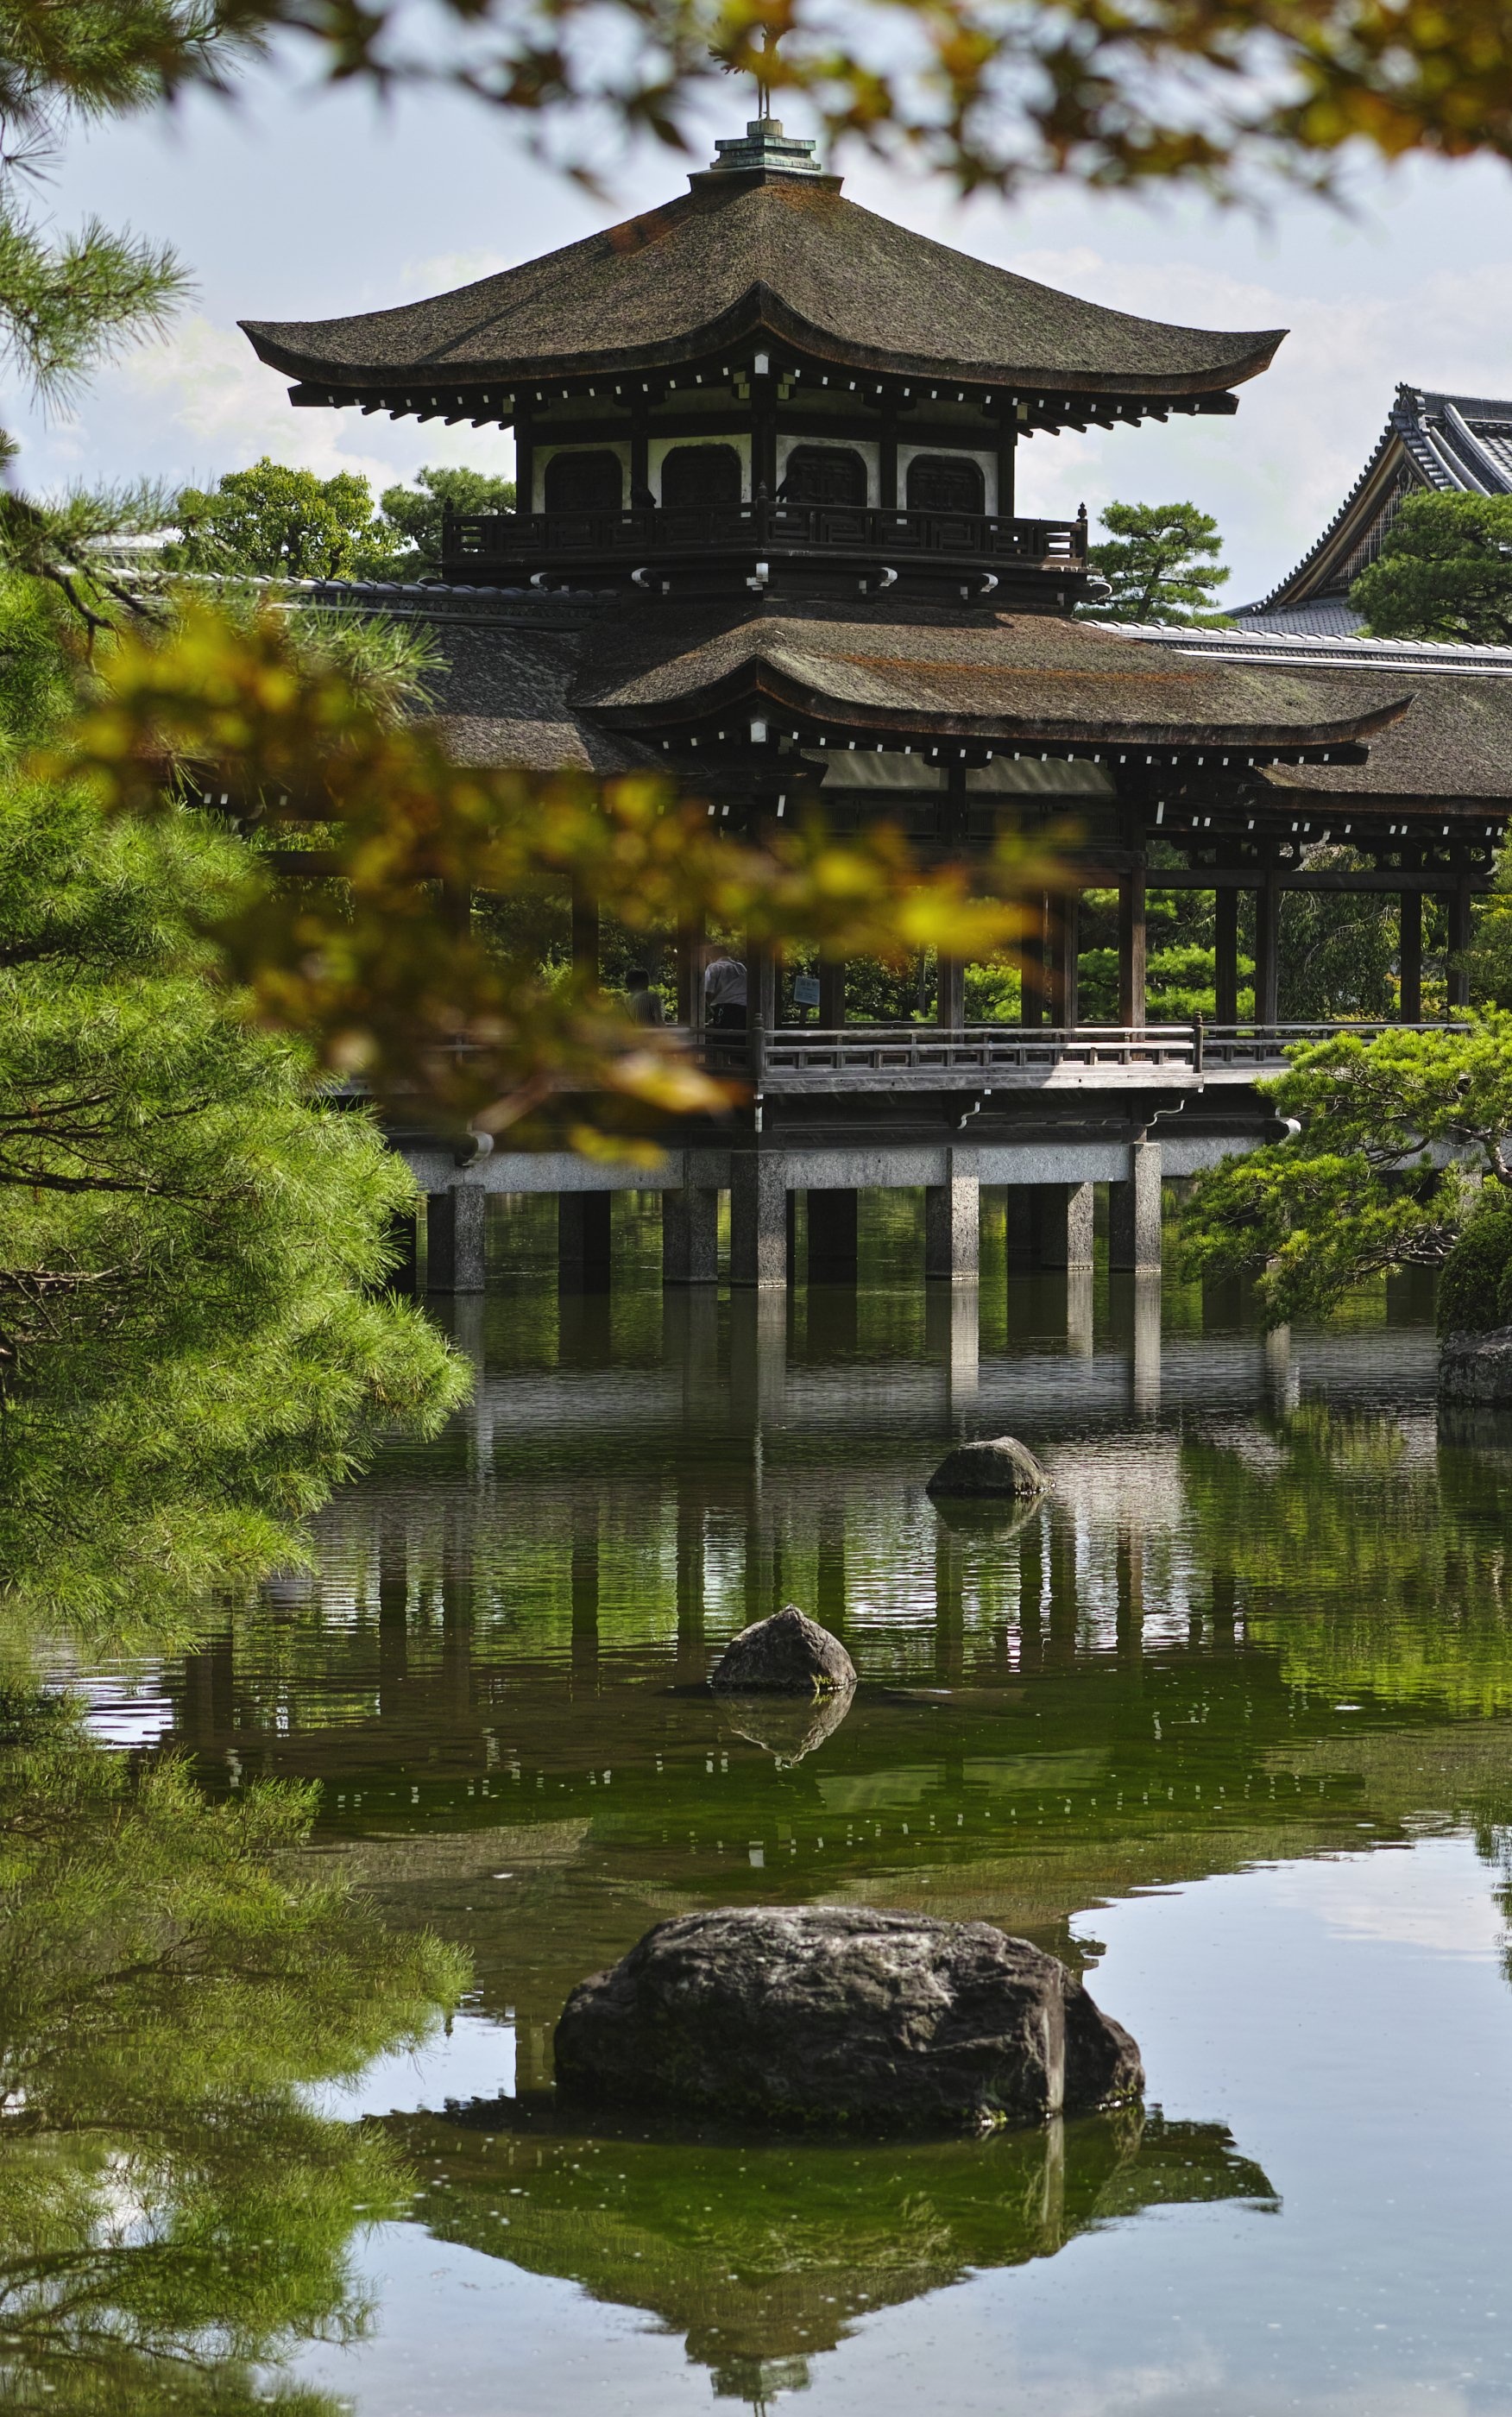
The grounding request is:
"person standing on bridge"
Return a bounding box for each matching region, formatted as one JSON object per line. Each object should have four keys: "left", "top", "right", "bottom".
{"left": 703, "top": 954, "right": 747, "bottom": 1032}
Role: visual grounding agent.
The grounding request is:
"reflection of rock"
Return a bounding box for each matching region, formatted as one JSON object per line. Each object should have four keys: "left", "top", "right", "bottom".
{"left": 927, "top": 1437, "right": 1050, "bottom": 1499}
{"left": 929, "top": 1493, "right": 1043, "bottom": 1546}
{"left": 553, "top": 1905, "right": 1143, "bottom": 2131}
{"left": 711, "top": 1606, "right": 856, "bottom": 1694}
{"left": 718, "top": 1683, "right": 855, "bottom": 1764}
{"left": 399, "top": 2098, "right": 1277, "bottom": 2408}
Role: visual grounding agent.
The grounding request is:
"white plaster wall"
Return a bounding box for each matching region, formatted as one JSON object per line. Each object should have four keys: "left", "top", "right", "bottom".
{"left": 775, "top": 434, "right": 881, "bottom": 504}
{"left": 896, "top": 442, "right": 999, "bottom": 514}
{"left": 647, "top": 432, "right": 753, "bottom": 502}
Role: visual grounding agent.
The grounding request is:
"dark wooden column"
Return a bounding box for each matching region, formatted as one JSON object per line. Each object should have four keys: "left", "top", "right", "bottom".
{"left": 994, "top": 411, "right": 1017, "bottom": 519}
{"left": 818, "top": 960, "right": 846, "bottom": 1026}
{"left": 1047, "top": 891, "right": 1080, "bottom": 1031}
{"left": 571, "top": 878, "right": 600, "bottom": 984}
{"left": 1018, "top": 893, "right": 1048, "bottom": 1025}
{"left": 513, "top": 402, "right": 535, "bottom": 514}
{"left": 937, "top": 760, "right": 968, "bottom": 1030}
{"left": 1118, "top": 854, "right": 1147, "bottom": 1031}
{"left": 629, "top": 396, "right": 650, "bottom": 504}
{"left": 1399, "top": 868, "right": 1423, "bottom": 1025}
{"left": 746, "top": 934, "right": 777, "bottom": 1079}
{"left": 1253, "top": 850, "right": 1281, "bottom": 1027}
{"left": 1214, "top": 864, "right": 1239, "bottom": 1026}
{"left": 677, "top": 912, "right": 704, "bottom": 1029}
{"left": 1448, "top": 862, "right": 1473, "bottom": 1012}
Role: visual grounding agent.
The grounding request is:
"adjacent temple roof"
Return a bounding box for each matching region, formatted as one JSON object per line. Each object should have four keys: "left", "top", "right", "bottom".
{"left": 1237, "top": 384, "right": 1512, "bottom": 637}
{"left": 241, "top": 142, "right": 1283, "bottom": 401}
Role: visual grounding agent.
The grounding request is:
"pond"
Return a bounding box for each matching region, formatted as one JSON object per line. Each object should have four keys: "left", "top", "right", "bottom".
{"left": 20, "top": 1190, "right": 1512, "bottom": 2414}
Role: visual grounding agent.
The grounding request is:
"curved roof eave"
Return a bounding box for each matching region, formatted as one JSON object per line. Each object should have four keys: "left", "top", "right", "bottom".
{"left": 241, "top": 285, "right": 1282, "bottom": 398}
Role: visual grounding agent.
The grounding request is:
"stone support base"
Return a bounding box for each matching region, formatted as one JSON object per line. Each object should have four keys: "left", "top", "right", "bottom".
{"left": 425, "top": 1188, "right": 487, "bottom": 1292}
{"left": 924, "top": 1163, "right": 980, "bottom": 1283}
{"left": 731, "top": 1155, "right": 789, "bottom": 1289}
{"left": 662, "top": 1183, "right": 720, "bottom": 1284}
{"left": 1005, "top": 1183, "right": 1094, "bottom": 1271}
{"left": 559, "top": 1190, "right": 613, "bottom": 1293}
{"left": 1107, "top": 1144, "right": 1162, "bottom": 1272}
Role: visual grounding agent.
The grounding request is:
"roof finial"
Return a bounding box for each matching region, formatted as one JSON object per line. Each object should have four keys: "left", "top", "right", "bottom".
{"left": 708, "top": 29, "right": 827, "bottom": 176}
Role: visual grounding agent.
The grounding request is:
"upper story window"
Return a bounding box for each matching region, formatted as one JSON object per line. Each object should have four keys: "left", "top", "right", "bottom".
{"left": 660, "top": 445, "right": 742, "bottom": 508}
{"left": 906, "top": 454, "right": 986, "bottom": 514}
{"left": 544, "top": 450, "right": 623, "bottom": 513}
{"left": 780, "top": 446, "right": 867, "bottom": 508}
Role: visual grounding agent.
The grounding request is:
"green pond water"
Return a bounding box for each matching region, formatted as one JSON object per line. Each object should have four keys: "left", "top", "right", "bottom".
{"left": 20, "top": 1190, "right": 1512, "bottom": 2414}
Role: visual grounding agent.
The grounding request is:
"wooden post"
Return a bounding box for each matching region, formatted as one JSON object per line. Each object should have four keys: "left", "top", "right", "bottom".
{"left": 513, "top": 402, "right": 535, "bottom": 514}
{"left": 1047, "top": 891, "right": 1080, "bottom": 1031}
{"left": 677, "top": 913, "right": 704, "bottom": 1030}
{"left": 936, "top": 953, "right": 966, "bottom": 1029}
{"left": 1254, "top": 855, "right": 1281, "bottom": 1028}
{"left": 1399, "top": 876, "right": 1423, "bottom": 1024}
{"left": 571, "top": 880, "right": 600, "bottom": 985}
{"left": 1214, "top": 874, "right": 1238, "bottom": 1026}
{"left": 1448, "top": 865, "right": 1472, "bottom": 1012}
{"left": 1118, "top": 856, "right": 1147, "bottom": 1031}
{"left": 629, "top": 397, "right": 650, "bottom": 505}
{"left": 751, "top": 357, "right": 776, "bottom": 498}
{"left": 879, "top": 400, "right": 898, "bottom": 510}
{"left": 818, "top": 960, "right": 847, "bottom": 1027}
{"left": 747, "top": 933, "right": 777, "bottom": 1082}
{"left": 995, "top": 417, "right": 1017, "bottom": 520}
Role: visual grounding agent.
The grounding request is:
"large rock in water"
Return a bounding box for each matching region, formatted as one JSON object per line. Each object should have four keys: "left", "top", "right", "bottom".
{"left": 928, "top": 1436, "right": 1050, "bottom": 1499}
{"left": 1440, "top": 1328, "right": 1512, "bottom": 1405}
{"left": 710, "top": 1606, "right": 855, "bottom": 1694}
{"left": 554, "top": 1906, "right": 1143, "bottom": 2133}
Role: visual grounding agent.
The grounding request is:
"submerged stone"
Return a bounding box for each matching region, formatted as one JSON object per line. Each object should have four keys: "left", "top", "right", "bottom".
{"left": 553, "top": 1905, "right": 1143, "bottom": 2133}
{"left": 710, "top": 1605, "right": 855, "bottom": 1695}
{"left": 927, "top": 1436, "right": 1051, "bottom": 1499}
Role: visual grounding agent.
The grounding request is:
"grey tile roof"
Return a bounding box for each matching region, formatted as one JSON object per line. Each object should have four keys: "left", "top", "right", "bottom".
{"left": 241, "top": 171, "right": 1283, "bottom": 397}
{"left": 1238, "top": 383, "right": 1512, "bottom": 619}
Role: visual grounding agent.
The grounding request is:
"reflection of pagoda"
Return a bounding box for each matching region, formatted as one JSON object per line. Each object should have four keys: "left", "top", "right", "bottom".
{"left": 241, "top": 129, "right": 1512, "bottom": 1296}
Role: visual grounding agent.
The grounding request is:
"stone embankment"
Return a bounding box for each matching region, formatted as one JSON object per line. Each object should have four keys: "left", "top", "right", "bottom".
{"left": 1440, "top": 1328, "right": 1512, "bottom": 1406}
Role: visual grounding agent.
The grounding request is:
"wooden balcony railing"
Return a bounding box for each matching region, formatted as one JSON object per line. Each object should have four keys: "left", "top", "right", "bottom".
{"left": 443, "top": 501, "right": 1089, "bottom": 581}
{"left": 693, "top": 1020, "right": 1463, "bottom": 1091}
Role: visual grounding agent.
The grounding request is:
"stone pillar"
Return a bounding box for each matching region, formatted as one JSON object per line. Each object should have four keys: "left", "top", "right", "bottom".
{"left": 1108, "top": 1141, "right": 1162, "bottom": 1272}
{"left": 936, "top": 954, "right": 967, "bottom": 1030}
{"left": 1066, "top": 1267, "right": 1094, "bottom": 1359}
{"left": 818, "top": 959, "right": 847, "bottom": 1029}
{"left": 1214, "top": 878, "right": 1239, "bottom": 1026}
{"left": 1131, "top": 1271, "right": 1162, "bottom": 1417}
{"left": 558, "top": 1190, "right": 613, "bottom": 1292}
{"left": 730, "top": 1153, "right": 788, "bottom": 1288}
{"left": 1118, "top": 858, "right": 1146, "bottom": 1031}
{"left": 730, "top": 1288, "right": 786, "bottom": 1429}
{"left": 924, "top": 1158, "right": 980, "bottom": 1282}
{"left": 425, "top": 1187, "right": 487, "bottom": 1291}
{"left": 1254, "top": 861, "right": 1281, "bottom": 1028}
{"left": 807, "top": 1187, "right": 859, "bottom": 1282}
{"left": 1400, "top": 878, "right": 1422, "bottom": 1024}
{"left": 1448, "top": 868, "right": 1472, "bottom": 1012}
{"left": 1005, "top": 1184, "right": 1093, "bottom": 1271}
{"left": 927, "top": 1278, "right": 980, "bottom": 1419}
{"left": 662, "top": 1177, "right": 719, "bottom": 1284}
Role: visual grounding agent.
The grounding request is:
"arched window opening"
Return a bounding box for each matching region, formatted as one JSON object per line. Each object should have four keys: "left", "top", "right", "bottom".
{"left": 906, "top": 454, "right": 986, "bottom": 514}
{"left": 779, "top": 446, "right": 868, "bottom": 508}
{"left": 659, "top": 444, "right": 743, "bottom": 508}
{"left": 543, "top": 450, "right": 624, "bottom": 513}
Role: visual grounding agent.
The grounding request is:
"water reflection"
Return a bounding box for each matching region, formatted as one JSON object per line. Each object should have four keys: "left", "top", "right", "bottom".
{"left": 384, "top": 2100, "right": 1276, "bottom": 2405}
{"left": 35, "top": 1190, "right": 1512, "bottom": 2412}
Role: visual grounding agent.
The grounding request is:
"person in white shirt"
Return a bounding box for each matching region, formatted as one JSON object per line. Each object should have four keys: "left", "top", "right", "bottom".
{"left": 703, "top": 955, "right": 747, "bottom": 1031}
{"left": 626, "top": 968, "right": 664, "bottom": 1025}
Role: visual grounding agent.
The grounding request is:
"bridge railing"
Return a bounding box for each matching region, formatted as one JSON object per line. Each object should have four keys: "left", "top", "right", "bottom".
{"left": 694, "top": 1020, "right": 1465, "bottom": 1088}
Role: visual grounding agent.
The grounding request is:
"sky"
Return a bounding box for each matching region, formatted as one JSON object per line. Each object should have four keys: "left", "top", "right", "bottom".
{"left": 10, "top": 52, "right": 1512, "bottom": 606}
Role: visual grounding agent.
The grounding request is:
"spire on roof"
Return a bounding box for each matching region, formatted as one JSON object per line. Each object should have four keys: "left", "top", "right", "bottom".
{"left": 707, "top": 117, "right": 825, "bottom": 176}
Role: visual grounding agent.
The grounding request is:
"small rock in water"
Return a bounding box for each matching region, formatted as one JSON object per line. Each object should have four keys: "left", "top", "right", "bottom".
{"left": 927, "top": 1436, "right": 1050, "bottom": 1499}
{"left": 716, "top": 1687, "right": 854, "bottom": 1765}
{"left": 554, "top": 1905, "right": 1142, "bottom": 2133}
{"left": 710, "top": 1605, "right": 855, "bottom": 1695}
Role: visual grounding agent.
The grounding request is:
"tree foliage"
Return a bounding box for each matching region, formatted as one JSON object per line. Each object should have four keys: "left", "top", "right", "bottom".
{"left": 1351, "top": 491, "right": 1512, "bottom": 644}
{"left": 376, "top": 465, "right": 516, "bottom": 575}
{"left": 167, "top": 458, "right": 395, "bottom": 583}
{"left": 1083, "top": 502, "right": 1231, "bottom": 627}
{"left": 0, "top": 1685, "right": 467, "bottom": 2413}
{"left": 1176, "top": 1019, "right": 1512, "bottom": 1326}
{"left": 0, "top": 575, "right": 467, "bottom": 1627}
